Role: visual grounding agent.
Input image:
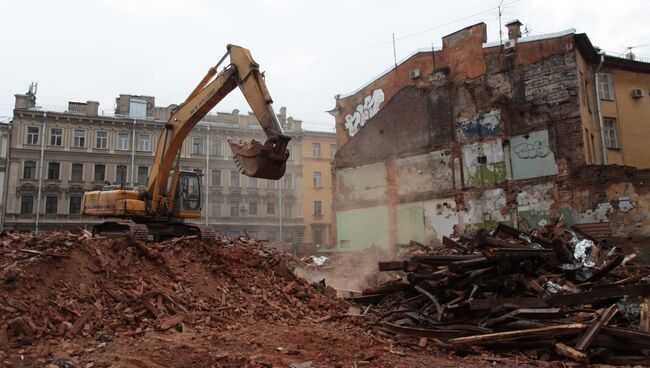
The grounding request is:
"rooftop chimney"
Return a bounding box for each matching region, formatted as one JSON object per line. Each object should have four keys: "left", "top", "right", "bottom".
{"left": 506, "top": 19, "right": 522, "bottom": 40}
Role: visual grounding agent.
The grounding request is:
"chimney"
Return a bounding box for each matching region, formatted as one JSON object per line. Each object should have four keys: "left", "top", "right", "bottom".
{"left": 15, "top": 94, "right": 36, "bottom": 109}
{"left": 86, "top": 101, "right": 99, "bottom": 116}
{"left": 506, "top": 20, "right": 522, "bottom": 40}
{"left": 279, "top": 106, "right": 287, "bottom": 126}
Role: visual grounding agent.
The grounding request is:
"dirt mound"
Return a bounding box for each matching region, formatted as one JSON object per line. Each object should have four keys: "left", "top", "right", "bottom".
{"left": 0, "top": 232, "right": 346, "bottom": 359}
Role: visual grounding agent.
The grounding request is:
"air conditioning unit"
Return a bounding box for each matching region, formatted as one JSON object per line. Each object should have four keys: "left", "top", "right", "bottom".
{"left": 632, "top": 88, "right": 645, "bottom": 99}
{"left": 409, "top": 69, "right": 421, "bottom": 80}
{"left": 503, "top": 39, "right": 516, "bottom": 50}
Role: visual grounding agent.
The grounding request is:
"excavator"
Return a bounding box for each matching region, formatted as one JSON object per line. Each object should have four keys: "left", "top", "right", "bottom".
{"left": 81, "top": 45, "right": 291, "bottom": 240}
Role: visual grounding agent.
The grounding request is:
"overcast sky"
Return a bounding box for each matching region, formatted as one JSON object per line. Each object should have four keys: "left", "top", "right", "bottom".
{"left": 1, "top": 0, "right": 648, "bottom": 131}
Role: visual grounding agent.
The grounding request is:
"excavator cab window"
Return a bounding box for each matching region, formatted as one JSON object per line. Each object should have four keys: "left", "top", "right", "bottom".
{"left": 177, "top": 171, "right": 201, "bottom": 212}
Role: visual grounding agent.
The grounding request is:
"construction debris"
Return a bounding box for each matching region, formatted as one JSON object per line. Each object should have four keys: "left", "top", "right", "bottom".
{"left": 353, "top": 223, "right": 650, "bottom": 365}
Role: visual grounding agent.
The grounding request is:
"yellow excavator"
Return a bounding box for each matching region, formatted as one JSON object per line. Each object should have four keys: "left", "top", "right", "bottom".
{"left": 81, "top": 45, "right": 291, "bottom": 240}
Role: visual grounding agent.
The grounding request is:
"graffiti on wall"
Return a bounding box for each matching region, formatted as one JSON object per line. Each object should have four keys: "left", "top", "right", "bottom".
{"left": 456, "top": 109, "right": 502, "bottom": 142}
{"left": 461, "top": 138, "right": 506, "bottom": 187}
{"left": 516, "top": 183, "right": 554, "bottom": 228}
{"left": 510, "top": 130, "right": 558, "bottom": 180}
{"left": 464, "top": 188, "right": 510, "bottom": 229}
{"left": 344, "top": 89, "right": 385, "bottom": 137}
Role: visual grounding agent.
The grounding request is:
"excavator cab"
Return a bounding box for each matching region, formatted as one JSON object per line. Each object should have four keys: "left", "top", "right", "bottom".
{"left": 173, "top": 170, "right": 202, "bottom": 216}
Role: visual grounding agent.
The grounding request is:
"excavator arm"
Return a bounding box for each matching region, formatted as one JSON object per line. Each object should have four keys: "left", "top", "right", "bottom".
{"left": 145, "top": 44, "right": 290, "bottom": 214}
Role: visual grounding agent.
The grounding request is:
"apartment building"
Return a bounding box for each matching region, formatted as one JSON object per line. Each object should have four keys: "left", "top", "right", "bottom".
{"left": 5, "top": 91, "right": 305, "bottom": 243}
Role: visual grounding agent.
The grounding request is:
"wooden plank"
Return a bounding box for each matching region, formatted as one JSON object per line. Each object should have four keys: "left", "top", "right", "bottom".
{"left": 377, "top": 261, "right": 405, "bottom": 272}
{"left": 546, "top": 283, "right": 650, "bottom": 307}
{"left": 448, "top": 323, "right": 586, "bottom": 346}
{"left": 66, "top": 306, "right": 95, "bottom": 338}
{"left": 18, "top": 248, "right": 67, "bottom": 257}
{"left": 159, "top": 313, "right": 189, "bottom": 330}
{"left": 555, "top": 342, "right": 589, "bottom": 364}
{"left": 410, "top": 254, "right": 483, "bottom": 266}
{"left": 575, "top": 304, "right": 618, "bottom": 351}
{"left": 641, "top": 298, "right": 650, "bottom": 333}
{"left": 447, "top": 257, "right": 491, "bottom": 274}
{"left": 143, "top": 298, "right": 163, "bottom": 319}
{"left": 584, "top": 255, "right": 624, "bottom": 283}
{"left": 381, "top": 322, "right": 473, "bottom": 339}
{"left": 469, "top": 297, "right": 550, "bottom": 310}
{"left": 493, "top": 223, "right": 551, "bottom": 248}
{"left": 483, "top": 248, "right": 554, "bottom": 260}
{"left": 442, "top": 236, "right": 469, "bottom": 253}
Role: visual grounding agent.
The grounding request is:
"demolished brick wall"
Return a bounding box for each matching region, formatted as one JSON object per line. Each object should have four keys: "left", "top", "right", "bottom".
{"left": 329, "top": 24, "right": 640, "bottom": 251}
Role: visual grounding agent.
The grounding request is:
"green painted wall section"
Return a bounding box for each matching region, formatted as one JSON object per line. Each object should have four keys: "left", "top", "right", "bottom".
{"left": 465, "top": 162, "right": 506, "bottom": 186}
{"left": 397, "top": 206, "right": 425, "bottom": 244}
{"left": 336, "top": 206, "right": 389, "bottom": 251}
{"left": 559, "top": 207, "right": 574, "bottom": 227}
{"left": 518, "top": 210, "right": 551, "bottom": 228}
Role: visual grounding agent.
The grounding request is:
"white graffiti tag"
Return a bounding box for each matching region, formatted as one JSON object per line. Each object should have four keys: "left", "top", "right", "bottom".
{"left": 514, "top": 140, "right": 550, "bottom": 159}
{"left": 344, "top": 89, "right": 385, "bottom": 137}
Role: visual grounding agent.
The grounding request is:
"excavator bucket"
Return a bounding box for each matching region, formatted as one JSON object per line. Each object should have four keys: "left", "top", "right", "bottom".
{"left": 229, "top": 138, "right": 290, "bottom": 180}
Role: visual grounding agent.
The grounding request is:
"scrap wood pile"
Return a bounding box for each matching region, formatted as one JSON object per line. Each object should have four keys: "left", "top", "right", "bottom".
{"left": 352, "top": 223, "right": 650, "bottom": 365}
{"left": 0, "top": 230, "right": 345, "bottom": 353}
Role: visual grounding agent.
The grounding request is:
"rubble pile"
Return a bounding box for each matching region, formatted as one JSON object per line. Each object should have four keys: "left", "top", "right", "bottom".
{"left": 354, "top": 223, "right": 650, "bottom": 365}
{"left": 0, "top": 230, "right": 346, "bottom": 353}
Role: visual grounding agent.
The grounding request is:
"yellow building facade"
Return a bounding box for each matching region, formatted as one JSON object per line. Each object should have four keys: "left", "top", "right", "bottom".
{"left": 598, "top": 56, "right": 650, "bottom": 168}
{"left": 301, "top": 131, "right": 336, "bottom": 247}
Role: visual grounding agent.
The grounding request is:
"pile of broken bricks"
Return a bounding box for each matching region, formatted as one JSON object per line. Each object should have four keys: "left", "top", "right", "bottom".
{"left": 352, "top": 223, "right": 650, "bottom": 365}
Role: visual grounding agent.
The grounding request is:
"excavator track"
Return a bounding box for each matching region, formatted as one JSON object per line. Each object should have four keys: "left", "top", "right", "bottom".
{"left": 193, "top": 225, "right": 216, "bottom": 240}
{"left": 93, "top": 221, "right": 150, "bottom": 241}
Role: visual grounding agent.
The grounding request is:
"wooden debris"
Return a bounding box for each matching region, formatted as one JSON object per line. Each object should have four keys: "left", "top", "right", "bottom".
{"left": 18, "top": 248, "right": 67, "bottom": 257}
{"left": 641, "top": 298, "right": 650, "bottom": 333}
{"left": 575, "top": 304, "right": 618, "bottom": 351}
{"left": 555, "top": 342, "right": 589, "bottom": 363}
{"left": 66, "top": 306, "right": 95, "bottom": 338}
{"left": 448, "top": 324, "right": 586, "bottom": 346}
{"left": 159, "top": 313, "right": 191, "bottom": 330}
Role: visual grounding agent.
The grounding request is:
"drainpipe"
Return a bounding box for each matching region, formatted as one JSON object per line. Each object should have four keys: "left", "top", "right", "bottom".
{"left": 35, "top": 112, "right": 47, "bottom": 234}
{"left": 205, "top": 124, "right": 209, "bottom": 226}
{"left": 0, "top": 123, "right": 13, "bottom": 231}
{"left": 131, "top": 119, "right": 136, "bottom": 185}
{"left": 595, "top": 51, "right": 607, "bottom": 165}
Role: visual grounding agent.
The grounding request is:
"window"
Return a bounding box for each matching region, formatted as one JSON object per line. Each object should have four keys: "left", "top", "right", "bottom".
{"left": 26, "top": 127, "right": 39, "bottom": 145}
{"left": 314, "top": 200, "right": 323, "bottom": 216}
{"left": 283, "top": 204, "right": 292, "bottom": 218}
{"left": 94, "top": 164, "right": 106, "bottom": 182}
{"left": 230, "top": 171, "right": 240, "bottom": 187}
{"left": 211, "top": 169, "right": 221, "bottom": 186}
{"left": 69, "top": 196, "right": 81, "bottom": 215}
{"left": 117, "top": 132, "right": 130, "bottom": 150}
{"left": 20, "top": 196, "right": 33, "bottom": 214}
{"left": 266, "top": 179, "right": 276, "bottom": 189}
{"left": 211, "top": 140, "right": 222, "bottom": 156}
{"left": 71, "top": 163, "right": 83, "bottom": 181}
{"left": 96, "top": 131, "right": 108, "bottom": 149}
{"left": 192, "top": 137, "right": 203, "bottom": 155}
{"left": 603, "top": 118, "right": 620, "bottom": 149}
{"left": 50, "top": 128, "right": 62, "bottom": 146}
{"left": 47, "top": 162, "right": 60, "bottom": 180}
{"left": 248, "top": 201, "right": 258, "bottom": 216}
{"left": 312, "top": 143, "right": 321, "bottom": 158}
{"left": 211, "top": 200, "right": 221, "bottom": 217}
{"left": 330, "top": 144, "right": 336, "bottom": 159}
{"left": 248, "top": 177, "right": 257, "bottom": 188}
{"left": 137, "top": 166, "right": 149, "bottom": 185}
{"left": 313, "top": 229, "right": 324, "bottom": 245}
{"left": 138, "top": 134, "right": 151, "bottom": 151}
{"left": 266, "top": 202, "right": 275, "bottom": 216}
{"left": 598, "top": 74, "right": 615, "bottom": 100}
{"left": 129, "top": 98, "right": 147, "bottom": 119}
{"left": 23, "top": 160, "right": 36, "bottom": 179}
{"left": 230, "top": 201, "right": 240, "bottom": 217}
{"left": 116, "top": 165, "right": 127, "bottom": 183}
{"left": 73, "top": 130, "right": 86, "bottom": 147}
{"left": 45, "top": 196, "right": 58, "bottom": 214}
{"left": 313, "top": 171, "right": 322, "bottom": 188}
{"left": 283, "top": 174, "right": 292, "bottom": 189}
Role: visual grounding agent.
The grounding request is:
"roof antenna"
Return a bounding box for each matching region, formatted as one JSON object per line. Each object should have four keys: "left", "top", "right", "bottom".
{"left": 498, "top": 0, "right": 504, "bottom": 49}
{"left": 392, "top": 33, "right": 398, "bottom": 72}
